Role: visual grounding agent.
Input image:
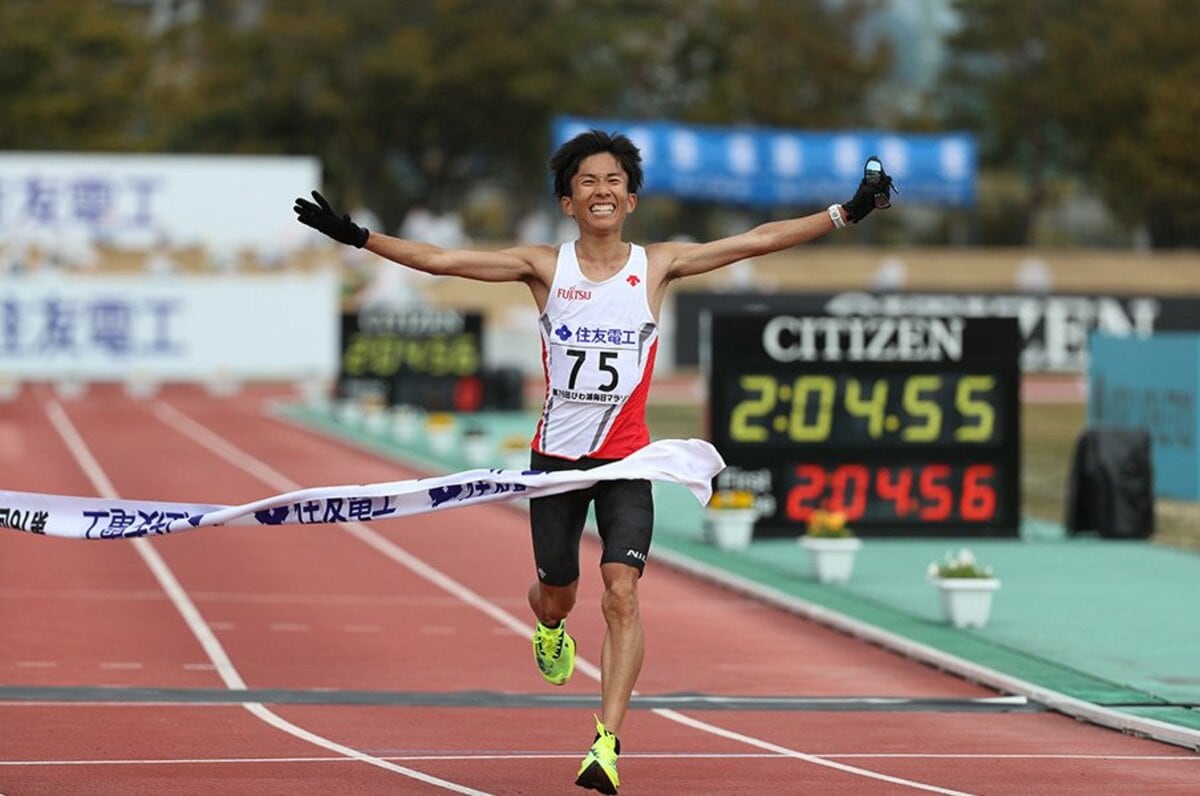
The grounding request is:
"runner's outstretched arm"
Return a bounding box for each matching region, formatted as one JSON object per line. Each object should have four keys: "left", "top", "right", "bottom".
{"left": 293, "top": 190, "right": 547, "bottom": 284}
{"left": 660, "top": 156, "right": 896, "bottom": 280}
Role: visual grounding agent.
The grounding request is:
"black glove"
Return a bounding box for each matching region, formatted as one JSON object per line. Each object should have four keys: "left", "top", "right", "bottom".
{"left": 842, "top": 156, "right": 897, "bottom": 223}
{"left": 293, "top": 190, "right": 370, "bottom": 248}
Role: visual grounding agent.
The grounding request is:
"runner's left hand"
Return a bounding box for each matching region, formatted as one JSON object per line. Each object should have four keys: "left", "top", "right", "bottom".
{"left": 842, "top": 157, "right": 897, "bottom": 223}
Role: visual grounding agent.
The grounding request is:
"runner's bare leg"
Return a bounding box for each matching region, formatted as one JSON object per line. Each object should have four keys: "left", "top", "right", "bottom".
{"left": 598, "top": 562, "right": 643, "bottom": 735}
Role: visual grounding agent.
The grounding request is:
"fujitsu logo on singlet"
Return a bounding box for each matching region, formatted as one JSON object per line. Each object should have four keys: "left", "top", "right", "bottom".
{"left": 556, "top": 286, "right": 592, "bottom": 301}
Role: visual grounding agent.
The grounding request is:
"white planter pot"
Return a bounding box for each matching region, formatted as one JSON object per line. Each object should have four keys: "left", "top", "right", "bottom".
{"left": 0, "top": 376, "right": 19, "bottom": 401}
{"left": 362, "top": 406, "right": 388, "bottom": 435}
{"left": 800, "top": 536, "right": 863, "bottom": 584}
{"left": 461, "top": 434, "right": 493, "bottom": 467}
{"left": 932, "top": 577, "right": 1001, "bottom": 628}
{"left": 425, "top": 414, "right": 458, "bottom": 456}
{"left": 391, "top": 407, "right": 424, "bottom": 443}
{"left": 335, "top": 398, "right": 363, "bottom": 426}
{"left": 427, "top": 427, "right": 456, "bottom": 456}
{"left": 704, "top": 509, "right": 758, "bottom": 550}
{"left": 503, "top": 450, "right": 530, "bottom": 471}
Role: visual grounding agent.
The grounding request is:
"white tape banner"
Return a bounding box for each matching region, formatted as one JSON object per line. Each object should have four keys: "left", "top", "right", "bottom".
{"left": 0, "top": 439, "right": 724, "bottom": 540}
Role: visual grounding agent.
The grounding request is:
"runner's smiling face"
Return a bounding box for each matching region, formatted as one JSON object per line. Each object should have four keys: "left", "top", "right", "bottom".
{"left": 561, "top": 152, "right": 637, "bottom": 233}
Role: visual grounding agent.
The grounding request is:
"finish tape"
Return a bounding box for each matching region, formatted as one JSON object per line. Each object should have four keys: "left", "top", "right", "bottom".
{"left": 0, "top": 439, "right": 724, "bottom": 540}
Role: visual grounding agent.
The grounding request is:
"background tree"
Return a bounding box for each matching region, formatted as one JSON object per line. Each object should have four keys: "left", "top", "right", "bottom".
{"left": 941, "top": 0, "right": 1200, "bottom": 247}
{"left": 0, "top": 0, "right": 892, "bottom": 239}
{"left": 547, "top": 0, "right": 890, "bottom": 239}
{"left": 939, "top": 0, "right": 1074, "bottom": 245}
{"left": 570, "top": 0, "right": 888, "bottom": 128}
{"left": 148, "top": 0, "right": 889, "bottom": 235}
{"left": 1043, "top": 0, "right": 1200, "bottom": 248}
{"left": 0, "top": 1, "right": 151, "bottom": 150}
{"left": 145, "top": 0, "right": 620, "bottom": 231}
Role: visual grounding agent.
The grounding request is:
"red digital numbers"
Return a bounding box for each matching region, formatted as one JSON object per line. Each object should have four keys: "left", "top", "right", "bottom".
{"left": 918, "top": 465, "right": 952, "bottom": 520}
{"left": 452, "top": 375, "right": 484, "bottom": 412}
{"left": 960, "top": 464, "right": 997, "bottom": 520}
{"left": 785, "top": 462, "right": 999, "bottom": 524}
{"left": 785, "top": 464, "right": 824, "bottom": 522}
{"left": 875, "top": 466, "right": 914, "bottom": 516}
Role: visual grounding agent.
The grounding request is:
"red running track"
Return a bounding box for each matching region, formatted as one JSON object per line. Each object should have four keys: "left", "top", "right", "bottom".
{"left": 0, "top": 384, "right": 1195, "bottom": 795}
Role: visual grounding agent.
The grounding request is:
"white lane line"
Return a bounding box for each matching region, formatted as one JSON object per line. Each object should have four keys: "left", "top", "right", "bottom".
{"left": 99, "top": 662, "right": 144, "bottom": 671}
{"left": 46, "top": 401, "right": 246, "bottom": 691}
{"left": 155, "top": 400, "right": 981, "bottom": 794}
{"left": 152, "top": 401, "right": 601, "bottom": 675}
{"left": 0, "top": 589, "right": 164, "bottom": 601}
{"left": 2, "top": 751, "right": 1195, "bottom": 767}
{"left": 418, "top": 626, "right": 458, "bottom": 635}
{"left": 658, "top": 708, "right": 973, "bottom": 795}
{"left": 45, "top": 400, "right": 491, "bottom": 796}
{"left": 0, "top": 588, "right": 477, "bottom": 606}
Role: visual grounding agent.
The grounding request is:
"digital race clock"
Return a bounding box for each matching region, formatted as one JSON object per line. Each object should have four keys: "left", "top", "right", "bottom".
{"left": 338, "top": 308, "right": 485, "bottom": 411}
{"left": 706, "top": 314, "right": 1021, "bottom": 536}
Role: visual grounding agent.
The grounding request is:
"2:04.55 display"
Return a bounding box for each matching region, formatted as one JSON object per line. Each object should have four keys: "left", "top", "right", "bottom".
{"left": 723, "top": 372, "right": 1005, "bottom": 448}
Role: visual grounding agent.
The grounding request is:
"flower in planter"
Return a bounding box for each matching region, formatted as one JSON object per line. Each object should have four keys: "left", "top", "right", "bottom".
{"left": 707, "top": 489, "right": 756, "bottom": 511}
{"left": 804, "top": 508, "right": 855, "bottom": 538}
{"left": 426, "top": 412, "right": 456, "bottom": 430}
{"left": 500, "top": 434, "right": 529, "bottom": 453}
{"left": 424, "top": 411, "right": 458, "bottom": 455}
{"left": 704, "top": 489, "right": 757, "bottom": 550}
{"left": 927, "top": 548, "right": 995, "bottom": 579}
{"left": 927, "top": 548, "right": 1000, "bottom": 628}
{"left": 799, "top": 508, "right": 860, "bottom": 584}
{"left": 499, "top": 435, "right": 531, "bottom": 471}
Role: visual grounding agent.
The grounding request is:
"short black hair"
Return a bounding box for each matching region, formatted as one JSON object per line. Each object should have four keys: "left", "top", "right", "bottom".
{"left": 549, "top": 129, "right": 643, "bottom": 199}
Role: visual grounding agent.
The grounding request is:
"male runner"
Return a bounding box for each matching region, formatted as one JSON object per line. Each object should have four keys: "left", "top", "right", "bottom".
{"left": 294, "top": 130, "right": 893, "bottom": 793}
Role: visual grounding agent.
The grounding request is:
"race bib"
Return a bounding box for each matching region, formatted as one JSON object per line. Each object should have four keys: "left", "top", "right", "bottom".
{"left": 546, "top": 323, "right": 652, "bottom": 404}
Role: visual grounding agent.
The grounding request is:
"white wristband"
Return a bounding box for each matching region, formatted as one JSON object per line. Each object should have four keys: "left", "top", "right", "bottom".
{"left": 827, "top": 204, "right": 847, "bottom": 229}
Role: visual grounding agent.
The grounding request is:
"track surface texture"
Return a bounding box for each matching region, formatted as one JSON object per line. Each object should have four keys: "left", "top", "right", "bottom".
{"left": 1, "top": 384, "right": 1196, "bottom": 795}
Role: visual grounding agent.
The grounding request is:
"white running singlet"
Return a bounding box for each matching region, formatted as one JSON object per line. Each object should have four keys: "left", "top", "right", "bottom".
{"left": 533, "top": 241, "right": 658, "bottom": 460}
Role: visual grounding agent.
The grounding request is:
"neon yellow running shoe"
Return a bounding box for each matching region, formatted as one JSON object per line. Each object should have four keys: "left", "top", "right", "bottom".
{"left": 575, "top": 716, "right": 620, "bottom": 794}
{"left": 531, "top": 620, "right": 575, "bottom": 686}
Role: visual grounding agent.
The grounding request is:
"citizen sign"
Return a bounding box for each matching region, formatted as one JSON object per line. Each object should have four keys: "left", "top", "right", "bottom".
{"left": 675, "top": 290, "right": 1200, "bottom": 372}
{"left": 762, "top": 316, "right": 965, "bottom": 363}
{"left": 358, "top": 308, "right": 465, "bottom": 336}
{"left": 825, "top": 293, "right": 1160, "bottom": 371}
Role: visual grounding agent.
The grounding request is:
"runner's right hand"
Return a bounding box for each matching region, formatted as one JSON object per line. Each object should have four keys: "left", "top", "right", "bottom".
{"left": 293, "top": 190, "right": 370, "bottom": 248}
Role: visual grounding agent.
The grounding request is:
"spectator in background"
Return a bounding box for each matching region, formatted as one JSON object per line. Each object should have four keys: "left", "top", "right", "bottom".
{"left": 294, "top": 130, "right": 893, "bottom": 794}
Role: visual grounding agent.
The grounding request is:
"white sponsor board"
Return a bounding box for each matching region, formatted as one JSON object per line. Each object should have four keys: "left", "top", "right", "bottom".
{"left": 0, "top": 152, "right": 319, "bottom": 250}
{"left": 0, "top": 272, "right": 339, "bottom": 380}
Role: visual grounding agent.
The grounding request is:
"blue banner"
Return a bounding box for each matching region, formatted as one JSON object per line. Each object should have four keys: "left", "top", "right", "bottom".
{"left": 552, "top": 116, "right": 976, "bottom": 208}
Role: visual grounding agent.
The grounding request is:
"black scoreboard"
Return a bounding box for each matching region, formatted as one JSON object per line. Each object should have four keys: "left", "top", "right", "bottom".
{"left": 338, "top": 308, "right": 485, "bottom": 411}
{"left": 707, "top": 314, "right": 1021, "bottom": 536}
